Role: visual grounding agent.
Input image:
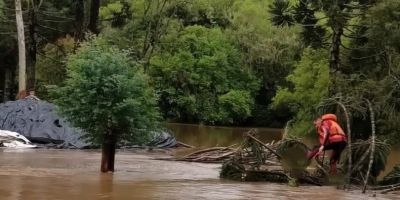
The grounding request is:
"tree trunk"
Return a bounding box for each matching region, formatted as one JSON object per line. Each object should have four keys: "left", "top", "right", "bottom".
{"left": 15, "top": 0, "right": 26, "bottom": 95}
{"left": 74, "top": 0, "right": 85, "bottom": 47}
{"left": 327, "top": 1, "right": 348, "bottom": 97}
{"left": 336, "top": 101, "right": 352, "bottom": 185}
{"left": 27, "top": 1, "right": 38, "bottom": 90}
{"left": 328, "top": 26, "right": 343, "bottom": 96}
{"left": 101, "top": 133, "right": 117, "bottom": 173}
{"left": 88, "top": 0, "right": 100, "bottom": 34}
{"left": 4, "top": 69, "right": 12, "bottom": 101}
{"left": 362, "top": 99, "right": 376, "bottom": 193}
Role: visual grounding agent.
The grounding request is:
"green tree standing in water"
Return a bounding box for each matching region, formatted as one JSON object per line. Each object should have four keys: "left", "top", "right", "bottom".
{"left": 51, "top": 39, "right": 160, "bottom": 172}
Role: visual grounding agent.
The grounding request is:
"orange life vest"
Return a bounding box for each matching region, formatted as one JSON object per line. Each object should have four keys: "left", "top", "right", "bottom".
{"left": 318, "top": 114, "right": 347, "bottom": 144}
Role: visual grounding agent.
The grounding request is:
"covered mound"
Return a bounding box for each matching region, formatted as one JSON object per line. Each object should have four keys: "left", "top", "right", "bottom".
{"left": 0, "top": 97, "right": 89, "bottom": 148}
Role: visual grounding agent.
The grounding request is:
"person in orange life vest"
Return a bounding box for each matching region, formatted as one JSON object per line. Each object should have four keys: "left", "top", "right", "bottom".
{"left": 307, "top": 114, "right": 347, "bottom": 174}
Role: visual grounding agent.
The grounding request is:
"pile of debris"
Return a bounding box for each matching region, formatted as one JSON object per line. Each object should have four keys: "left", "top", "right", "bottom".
{"left": 161, "top": 145, "right": 238, "bottom": 163}
{"left": 219, "top": 129, "right": 322, "bottom": 186}
{"left": 166, "top": 129, "right": 324, "bottom": 186}
{"left": 375, "top": 164, "right": 400, "bottom": 194}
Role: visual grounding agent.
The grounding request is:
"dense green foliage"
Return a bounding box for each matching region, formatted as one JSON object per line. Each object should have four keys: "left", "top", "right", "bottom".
{"left": 268, "top": 0, "right": 400, "bottom": 144}
{"left": 229, "top": 0, "right": 302, "bottom": 126}
{"left": 35, "top": 35, "right": 75, "bottom": 98}
{"left": 149, "top": 26, "right": 259, "bottom": 124}
{"left": 0, "top": 0, "right": 400, "bottom": 144}
{"left": 51, "top": 40, "right": 160, "bottom": 144}
{"left": 273, "top": 48, "right": 329, "bottom": 135}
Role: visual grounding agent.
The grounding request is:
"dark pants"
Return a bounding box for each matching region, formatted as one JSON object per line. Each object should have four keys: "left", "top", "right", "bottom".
{"left": 308, "top": 141, "right": 347, "bottom": 174}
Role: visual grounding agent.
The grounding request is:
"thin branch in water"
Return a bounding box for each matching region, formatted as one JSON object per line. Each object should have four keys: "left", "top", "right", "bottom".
{"left": 381, "top": 185, "right": 400, "bottom": 194}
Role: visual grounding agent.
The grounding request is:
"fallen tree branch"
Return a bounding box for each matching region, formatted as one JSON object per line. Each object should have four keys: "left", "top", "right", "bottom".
{"left": 184, "top": 145, "right": 237, "bottom": 157}
{"left": 176, "top": 141, "right": 194, "bottom": 148}
{"left": 381, "top": 185, "right": 400, "bottom": 194}
{"left": 371, "top": 183, "right": 400, "bottom": 190}
{"left": 245, "top": 133, "right": 281, "bottom": 159}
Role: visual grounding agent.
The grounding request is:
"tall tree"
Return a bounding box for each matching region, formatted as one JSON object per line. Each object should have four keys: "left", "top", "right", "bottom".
{"left": 15, "top": 0, "right": 26, "bottom": 95}
{"left": 73, "top": 0, "right": 85, "bottom": 44}
{"left": 88, "top": 0, "right": 100, "bottom": 34}
{"left": 52, "top": 40, "right": 160, "bottom": 172}
{"left": 269, "top": 0, "right": 359, "bottom": 95}
{"left": 149, "top": 26, "right": 260, "bottom": 124}
{"left": 27, "top": 0, "right": 41, "bottom": 90}
{"left": 323, "top": 0, "right": 349, "bottom": 96}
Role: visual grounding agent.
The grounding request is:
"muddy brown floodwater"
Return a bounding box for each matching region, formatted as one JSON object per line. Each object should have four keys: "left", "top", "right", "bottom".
{"left": 0, "top": 123, "right": 398, "bottom": 200}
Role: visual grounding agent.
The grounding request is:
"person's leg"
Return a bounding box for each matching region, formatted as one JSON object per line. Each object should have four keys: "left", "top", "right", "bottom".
{"left": 329, "top": 141, "right": 347, "bottom": 174}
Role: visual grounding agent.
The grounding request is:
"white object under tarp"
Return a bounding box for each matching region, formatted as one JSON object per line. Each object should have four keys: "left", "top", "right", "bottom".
{"left": 0, "top": 130, "right": 37, "bottom": 148}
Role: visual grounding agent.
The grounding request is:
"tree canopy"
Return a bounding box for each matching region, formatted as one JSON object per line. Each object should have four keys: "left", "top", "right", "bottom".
{"left": 1, "top": 0, "right": 400, "bottom": 143}
{"left": 149, "top": 25, "right": 259, "bottom": 124}
{"left": 51, "top": 39, "right": 160, "bottom": 144}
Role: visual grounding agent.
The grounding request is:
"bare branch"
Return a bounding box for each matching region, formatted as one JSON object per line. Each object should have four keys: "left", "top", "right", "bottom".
{"left": 362, "top": 99, "right": 376, "bottom": 193}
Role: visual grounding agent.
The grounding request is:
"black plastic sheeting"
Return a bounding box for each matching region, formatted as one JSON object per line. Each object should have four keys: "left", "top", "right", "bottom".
{"left": 119, "top": 130, "right": 179, "bottom": 149}
{"left": 0, "top": 97, "right": 89, "bottom": 148}
{"left": 147, "top": 130, "right": 178, "bottom": 148}
{"left": 0, "top": 97, "right": 181, "bottom": 149}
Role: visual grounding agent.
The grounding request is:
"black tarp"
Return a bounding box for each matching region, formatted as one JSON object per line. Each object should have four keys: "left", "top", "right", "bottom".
{"left": 147, "top": 130, "right": 178, "bottom": 148}
{"left": 0, "top": 97, "right": 89, "bottom": 148}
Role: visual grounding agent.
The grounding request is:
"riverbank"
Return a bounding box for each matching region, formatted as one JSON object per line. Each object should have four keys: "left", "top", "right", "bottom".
{"left": 0, "top": 149, "right": 398, "bottom": 200}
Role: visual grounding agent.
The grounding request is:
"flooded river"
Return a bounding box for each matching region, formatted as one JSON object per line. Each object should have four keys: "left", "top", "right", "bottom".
{"left": 0, "top": 124, "right": 398, "bottom": 200}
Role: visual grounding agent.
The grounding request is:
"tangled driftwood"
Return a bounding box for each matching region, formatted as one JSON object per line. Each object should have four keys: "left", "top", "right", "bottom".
{"left": 163, "top": 129, "right": 324, "bottom": 186}
{"left": 161, "top": 128, "right": 399, "bottom": 191}
{"left": 219, "top": 129, "right": 323, "bottom": 186}
{"left": 165, "top": 145, "right": 238, "bottom": 163}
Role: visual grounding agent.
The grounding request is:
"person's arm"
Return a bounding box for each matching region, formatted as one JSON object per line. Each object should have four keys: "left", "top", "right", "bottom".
{"left": 319, "top": 126, "right": 329, "bottom": 153}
